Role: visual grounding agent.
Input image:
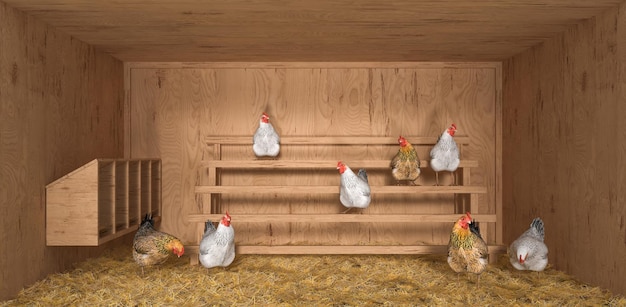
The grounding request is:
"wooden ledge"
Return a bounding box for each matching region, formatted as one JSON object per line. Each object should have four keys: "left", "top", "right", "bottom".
{"left": 205, "top": 136, "right": 471, "bottom": 146}
{"left": 200, "top": 159, "right": 479, "bottom": 169}
{"left": 184, "top": 244, "right": 507, "bottom": 255}
{"left": 187, "top": 213, "right": 497, "bottom": 223}
{"left": 195, "top": 185, "right": 487, "bottom": 194}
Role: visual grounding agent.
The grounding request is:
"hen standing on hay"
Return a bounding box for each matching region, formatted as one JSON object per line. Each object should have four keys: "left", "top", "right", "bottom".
{"left": 199, "top": 212, "right": 235, "bottom": 269}
{"left": 132, "top": 214, "right": 185, "bottom": 275}
{"left": 509, "top": 217, "right": 548, "bottom": 272}
{"left": 391, "top": 136, "right": 421, "bottom": 185}
{"left": 447, "top": 212, "right": 488, "bottom": 286}
{"left": 253, "top": 112, "right": 280, "bottom": 157}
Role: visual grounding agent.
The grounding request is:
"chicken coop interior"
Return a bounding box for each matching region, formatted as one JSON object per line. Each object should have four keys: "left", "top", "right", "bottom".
{"left": 1, "top": 0, "right": 626, "bottom": 302}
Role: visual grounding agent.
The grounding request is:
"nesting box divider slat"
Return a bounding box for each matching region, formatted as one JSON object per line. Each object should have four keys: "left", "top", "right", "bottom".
{"left": 46, "top": 158, "right": 162, "bottom": 246}
{"left": 189, "top": 136, "right": 504, "bottom": 263}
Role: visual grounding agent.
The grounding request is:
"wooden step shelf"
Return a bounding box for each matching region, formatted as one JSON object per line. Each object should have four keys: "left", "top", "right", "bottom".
{"left": 188, "top": 214, "right": 498, "bottom": 223}
{"left": 46, "top": 158, "right": 161, "bottom": 246}
{"left": 196, "top": 185, "right": 487, "bottom": 194}
{"left": 188, "top": 136, "right": 503, "bottom": 264}
{"left": 200, "top": 159, "right": 479, "bottom": 169}
{"left": 205, "top": 136, "right": 470, "bottom": 146}
{"left": 185, "top": 244, "right": 508, "bottom": 255}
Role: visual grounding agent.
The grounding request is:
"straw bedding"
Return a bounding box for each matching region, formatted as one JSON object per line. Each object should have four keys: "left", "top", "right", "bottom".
{"left": 2, "top": 247, "right": 624, "bottom": 306}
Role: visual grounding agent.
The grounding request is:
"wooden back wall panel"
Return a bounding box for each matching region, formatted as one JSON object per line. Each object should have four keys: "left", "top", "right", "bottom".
{"left": 127, "top": 62, "right": 501, "bottom": 247}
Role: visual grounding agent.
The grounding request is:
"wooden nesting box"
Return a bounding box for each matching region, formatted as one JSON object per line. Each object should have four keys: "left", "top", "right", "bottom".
{"left": 46, "top": 159, "right": 161, "bottom": 246}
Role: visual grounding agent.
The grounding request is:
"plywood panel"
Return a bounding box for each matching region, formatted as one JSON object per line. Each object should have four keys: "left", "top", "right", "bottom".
{"left": 2, "top": 0, "right": 623, "bottom": 62}
{"left": 128, "top": 62, "right": 500, "bottom": 248}
{"left": 502, "top": 2, "right": 626, "bottom": 296}
{"left": 0, "top": 2, "right": 124, "bottom": 300}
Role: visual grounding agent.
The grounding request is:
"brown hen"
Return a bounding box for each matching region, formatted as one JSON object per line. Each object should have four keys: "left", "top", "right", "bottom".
{"left": 390, "top": 136, "right": 421, "bottom": 185}
{"left": 132, "top": 214, "right": 185, "bottom": 275}
{"left": 447, "top": 212, "right": 488, "bottom": 286}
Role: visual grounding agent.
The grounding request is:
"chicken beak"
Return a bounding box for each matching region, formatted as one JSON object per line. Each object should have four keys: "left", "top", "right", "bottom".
{"left": 519, "top": 254, "right": 525, "bottom": 264}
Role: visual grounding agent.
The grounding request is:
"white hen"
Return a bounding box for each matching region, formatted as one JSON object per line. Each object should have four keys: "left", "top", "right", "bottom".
{"left": 253, "top": 112, "right": 280, "bottom": 157}
{"left": 337, "top": 161, "right": 371, "bottom": 213}
{"left": 199, "top": 212, "right": 235, "bottom": 269}
{"left": 509, "top": 217, "right": 548, "bottom": 272}
{"left": 430, "top": 123, "right": 460, "bottom": 185}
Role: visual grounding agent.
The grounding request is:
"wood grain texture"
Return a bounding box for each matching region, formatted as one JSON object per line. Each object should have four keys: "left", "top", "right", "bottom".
{"left": 127, "top": 63, "right": 499, "bottom": 249}
{"left": 0, "top": 3, "right": 124, "bottom": 300}
{"left": 2, "top": 0, "right": 623, "bottom": 62}
{"left": 502, "top": 2, "right": 626, "bottom": 296}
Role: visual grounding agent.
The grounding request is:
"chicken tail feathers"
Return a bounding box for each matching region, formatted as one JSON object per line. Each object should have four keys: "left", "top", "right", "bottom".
{"left": 469, "top": 219, "right": 483, "bottom": 240}
{"left": 140, "top": 213, "right": 155, "bottom": 228}
{"left": 357, "top": 169, "right": 368, "bottom": 183}
{"left": 530, "top": 217, "right": 545, "bottom": 240}
{"left": 204, "top": 220, "right": 216, "bottom": 233}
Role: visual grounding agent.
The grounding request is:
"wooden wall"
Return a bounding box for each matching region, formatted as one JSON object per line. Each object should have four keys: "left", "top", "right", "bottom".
{"left": 502, "top": 3, "right": 626, "bottom": 296}
{"left": 0, "top": 3, "right": 125, "bottom": 300}
{"left": 127, "top": 62, "right": 501, "bottom": 248}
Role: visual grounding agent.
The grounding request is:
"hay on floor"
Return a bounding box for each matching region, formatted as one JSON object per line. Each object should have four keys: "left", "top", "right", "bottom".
{"left": 2, "top": 247, "right": 624, "bottom": 306}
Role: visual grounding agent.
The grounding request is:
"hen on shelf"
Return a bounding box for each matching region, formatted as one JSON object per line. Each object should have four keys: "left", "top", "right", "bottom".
{"left": 337, "top": 161, "right": 371, "bottom": 213}
{"left": 253, "top": 112, "right": 280, "bottom": 157}
{"left": 391, "top": 136, "right": 421, "bottom": 185}
{"left": 430, "top": 123, "right": 460, "bottom": 185}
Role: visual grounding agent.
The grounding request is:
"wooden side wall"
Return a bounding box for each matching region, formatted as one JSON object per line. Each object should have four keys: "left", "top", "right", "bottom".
{"left": 0, "top": 3, "right": 125, "bottom": 300}
{"left": 128, "top": 62, "right": 501, "bottom": 248}
{"left": 502, "top": 4, "right": 626, "bottom": 296}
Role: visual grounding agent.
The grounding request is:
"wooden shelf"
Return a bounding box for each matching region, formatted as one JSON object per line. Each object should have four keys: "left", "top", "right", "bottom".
{"left": 46, "top": 158, "right": 161, "bottom": 246}
{"left": 205, "top": 136, "right": 471, "bottom": 146}
{"left": 188, "top": 213, "right": 498, "bottom": 223}
{"left": 200, "top": 159, "right": 479, "bottom": 169}
{"left": 195, "top": 185, "right": 487, "bottom": 194}
{"left": 185, "top": 244, "right": 507, "bottom": 255}
{"left": 187, "top": 135, "right": 501, "bottom": 263}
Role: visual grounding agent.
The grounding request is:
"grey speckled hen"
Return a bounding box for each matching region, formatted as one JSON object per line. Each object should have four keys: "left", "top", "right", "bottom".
{"left": 430, "top": 123, "right": 460, "bottom": 186}
{"left": 509, "top": 217, "right": 548, "bottom": 272}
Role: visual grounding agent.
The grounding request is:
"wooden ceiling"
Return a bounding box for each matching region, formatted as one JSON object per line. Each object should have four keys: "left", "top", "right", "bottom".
{"left": 3, "top": 0, "right": 623, "bottom": 62}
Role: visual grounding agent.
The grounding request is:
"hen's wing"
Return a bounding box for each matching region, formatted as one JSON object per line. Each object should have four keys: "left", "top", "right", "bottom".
{"left": 468, "top": 238, "right": 489, "bottom": 274}
{"left": 133, "top": 231, "right": 170, "bottom": 266}
{"left": 467, "top": 221, "right": 488, "bottom": 274}
{"left": 133, "top": 229, "right": 157, "bottom": 255}
{"left": 199, "top": 221, "right": 217, "bottom": 254}
{"left": 339, "top": 171, "right": 371, "bottom": 208}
